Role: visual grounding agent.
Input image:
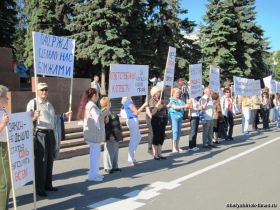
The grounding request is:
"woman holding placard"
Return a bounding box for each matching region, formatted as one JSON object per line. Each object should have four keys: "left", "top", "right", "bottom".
{"left": 0, "top": 85, "right": 10, "bottom": 210}
{"left": 121, "top": 96, "right": 147, "bottom": 166}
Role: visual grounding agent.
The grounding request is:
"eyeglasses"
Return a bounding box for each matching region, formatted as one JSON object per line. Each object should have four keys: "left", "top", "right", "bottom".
{"left": 225, "top": 92, "right": 230, "bottom": 93}
{"left": 40, "top": 88, "right": 48, "bottom": 92}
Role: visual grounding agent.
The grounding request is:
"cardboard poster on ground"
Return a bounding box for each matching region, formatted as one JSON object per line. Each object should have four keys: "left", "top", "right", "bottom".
{"left": 33, "top": 31, "right": 75, "bottom": 78}
{"left": 189, "top": 64, "right": 203, "bottom": 98}
{"left": 233, "top": 76, "right": 261, "bottom": 96}
{"left": 163, "top": 47, "right": 176, "bottom": 86}
{"left": 209, "top": 65, "right": 220, "bottom": 92}
{"left": 8, "top": 112, "right": 34, "bottom": 189}
{"left": 109, "top": 64, "right": 149, "bottom": 98}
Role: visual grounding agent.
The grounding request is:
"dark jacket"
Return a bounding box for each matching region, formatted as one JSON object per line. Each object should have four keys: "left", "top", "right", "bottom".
{"left": 105, "top": 111, "right": 123, "bottom": 142}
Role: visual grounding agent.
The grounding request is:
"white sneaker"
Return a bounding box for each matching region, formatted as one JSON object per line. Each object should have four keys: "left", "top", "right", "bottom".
{"left": 179, "top": 148, "right": 184, "bottom": 153}
{"left": 87, "top": 176, "right": 103, "bottom": 182}
{"left": 194, "top": 147, "right": 199, "bottom": 151}
{"left": 97, "top": 174, "right": 104, "bottom": 179}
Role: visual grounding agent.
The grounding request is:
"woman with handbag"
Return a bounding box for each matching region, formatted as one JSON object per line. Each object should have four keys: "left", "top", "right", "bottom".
{"left": 168, "top": 88, "right": 188, "bottom": 153}
{"left": 100, "top": 97, "right": 123, "bottom": 174}
{"left": 212, "top": 92, "right": 223, "bottom": 144}
{"left": 121, "top": 97, "right": 147, "bottom": 166}
{"left": 149, "top": 86, "right": 168, "bottom": 160}
{"left": 77, "top": 88, "right": 110, "bottom": 182}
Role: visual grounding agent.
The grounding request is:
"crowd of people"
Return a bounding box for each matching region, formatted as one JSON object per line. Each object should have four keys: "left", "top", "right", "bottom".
{"left": 0, "top": 76, "right": 279, "bottom": 209}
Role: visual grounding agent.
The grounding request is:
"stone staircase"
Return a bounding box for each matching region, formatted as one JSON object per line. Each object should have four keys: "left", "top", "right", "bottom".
{"left": 58, "top": 113, "right": 242, "bottom": 159}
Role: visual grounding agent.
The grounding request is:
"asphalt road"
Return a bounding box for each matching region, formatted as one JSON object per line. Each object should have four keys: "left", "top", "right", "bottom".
{"left": 10, "top": 124, "right": 280, "bottom": 210}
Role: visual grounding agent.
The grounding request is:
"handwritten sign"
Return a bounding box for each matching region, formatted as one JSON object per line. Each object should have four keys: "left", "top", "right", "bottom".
{"left": 163, "top": 47, "right": 176, "bottom": 86}
{"left": 109, "top": 64, "right": 149, "bottom": 98}
{"left": 263, "top": 76, "right": 272, "bottom": 89}
{"left": 33, "top": 31, "right": 75, "bottom": 78}
{"left": 8, "top": 112, "right": 34, "bottom": 189}
{"left": 209, "top": 65, "right": 220, "bottom": 92}
{"left": 233, "top": 76, "right": 261, "bottom": 96}
{"left": 189, "top": 64, "right": 203, "bottom": 98}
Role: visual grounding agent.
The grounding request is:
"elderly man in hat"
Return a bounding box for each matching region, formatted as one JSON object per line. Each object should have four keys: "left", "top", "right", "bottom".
{"left": 26, "top": 83, "right": 71, "bottom": 197}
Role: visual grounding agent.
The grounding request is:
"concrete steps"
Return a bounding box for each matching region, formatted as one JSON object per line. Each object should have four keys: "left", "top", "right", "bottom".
{"left": 58, "top": 114, "right": 242, "bottom": 159}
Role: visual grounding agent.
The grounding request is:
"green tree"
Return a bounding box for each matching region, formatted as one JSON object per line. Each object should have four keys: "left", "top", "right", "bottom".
{"left": 145, "top": 0, "right": 200, "bottom": 78}
{"left": 200, "top": 0, "right": 240, "bottom": 83}
{"left": 200, "top": 0, "right": 270, "bottom": 82}
{"left": 233, "top": 0, "right": 269, "bottom": 79}
{"left": 274, "top": 51, "right": 280, "bottom": 80}
{"left": 24, "top": 0, "right": 62, "bottom": 68}
{"left": 0, "top": 0, "right": 17, "bottom": 48}
{"left": 67, "top": 0, "right": 135, "bottom": 93}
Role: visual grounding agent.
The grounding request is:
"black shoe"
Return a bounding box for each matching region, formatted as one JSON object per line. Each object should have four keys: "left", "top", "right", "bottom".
{"left": 154, "top": 156, "right": 160, "bottom": 160}
{"left": 159, "top": 156, "right": 167, "bottom": 160}
{"left": 45, "top": 187, "right": 58, "bottom": 192}
{"left": 104, "top": 169, "right": 113, "bottom": 174}
{"left": 37, "top": 191, "right": 48, "bottom": 197}
{"left": 212, "top": 141, "right": 220, "bottom": 144}
{"left": 209, "top": 144, "right": 217, "bottom": 148}
{"left": 112, "top": 168, "right": 122, "bottom": 172}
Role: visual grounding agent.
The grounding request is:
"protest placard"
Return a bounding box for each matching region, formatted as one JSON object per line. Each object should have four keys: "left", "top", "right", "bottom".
{"left": 163, "top": 47, "right": 176, "bottom": 87}
{"left": 109, "top": 64, "right": 149, "bottom": 98}
{"left": 209, "top": 65, "right": 220, "bottom": 92}
{"left": 189, "top": 64, "right": 202, "bottom": 98}
{"left": 33, "top": 31, "right": 75, "bottom": 78}
{"left": 233, "top": 76, "right": 261, "bottom": 96}
{"left": 263, "top": 75, "right": 272, "bottom": 89}
{"left": 271, "top": 79, "right": 277, "bottom": 94}
{"left": 8, "top": 112, "right": 34, "bottom": 189}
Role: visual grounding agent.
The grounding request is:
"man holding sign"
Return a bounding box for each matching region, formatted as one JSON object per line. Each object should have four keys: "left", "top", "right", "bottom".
{"left": 0, "top": 85, "right": 10, "bottom": 210}
{"left": 27, "top": 83, "right": 71, "bottom": 196}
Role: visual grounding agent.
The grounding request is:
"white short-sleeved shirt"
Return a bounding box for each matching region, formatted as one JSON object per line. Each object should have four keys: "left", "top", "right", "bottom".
{"left": 0, "top": 110, "right": 8, "bottom": 142}
{"left": 26, "top": 98, "right": 55, "bottom": 130}
{"left": 200, "top": 95, "right": 214, "bottom": 120}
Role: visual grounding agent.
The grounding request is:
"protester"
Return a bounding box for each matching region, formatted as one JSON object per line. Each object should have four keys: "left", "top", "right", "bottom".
{"left": 0, "top": 85, "right": 11, "bottom": 210}
{"left": 212, "top": 92, "right": 223, "bottom": 144}
{"left": 251, "top": 95, "right": 261, "bottom": 131}
{"left": 240, "top": 96, "right": 252, "bottom": 135}
{"left": 200, "top": 87, "right": 216, "bottom": 148}
{"left": 273, "top": 93, "right": 280, "bottom": 127}
{"left": 77, "top": 88, "right": 109, "bottom": 182}
{"left": 220, "top": 87, "right": 234, "bottom": 140}
{"left": 168, "top": 87, "right": 188, "bottom": 152}
{"left": 145, "top": 100, "right": 153, "bottom": 155}
{"left": 261, "top": 88, "right": 270, "bottom": 130}
{"left": 91, "top": 75, "right": 101, "bottom": 97}
{"left": 122, "top": 96, "right": 147, "bottom": 166}
{"left": 187, "top": 97, "right": 201, "bottom": 151}
{"left": 100, "top": 97, "right": 123, "bottom": 174}
{"left": 149, "top": 86, "right": 168, "bottom": 160}
{"left": 27, "top": 83, "right": 72, "bottom": 196}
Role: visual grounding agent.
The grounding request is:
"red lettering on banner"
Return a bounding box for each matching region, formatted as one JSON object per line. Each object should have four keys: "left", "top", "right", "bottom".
{"left": 19, "top": 148, "right": 29, "bottom": 158}
{"left": 15, "top": 169, "right": 28, "bottom": 181}
{"left": 111, "top": 72, "right": 136, "bottom": 80}
{"left": 191, "top": 80, "right": 200, "bottom": 84}
{"left": 112, "top": 85, "right": 130, "bottom": 93}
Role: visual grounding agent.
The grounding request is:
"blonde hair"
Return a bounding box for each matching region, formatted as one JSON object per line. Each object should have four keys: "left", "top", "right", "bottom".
{"left": 100, "top": 97, "right": 110, "bottom": 108}
{"left": 121, "top": 96, "right": 132, "bottom": 105}
{"left": 171, "top": 88, "right": 181, "bottom": 97}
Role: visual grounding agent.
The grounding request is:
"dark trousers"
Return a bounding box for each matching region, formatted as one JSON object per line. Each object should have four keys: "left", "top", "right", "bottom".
{"left": 34, "top": 130, "right": 55, "bottom": 193}
{"left": 151, "top": 116, "right": 167, "bottom": 146}
{"left": 189, "top": 117, "right": 199, "bottom": 149}
{"left": 224, "top": 112, "right": 234, "bottom": 139}
{"left": 262, "top": 108, "right": 270, "bottom": 129}
{"left": 251, "top": 109, "right": 259, "bottom": 130}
